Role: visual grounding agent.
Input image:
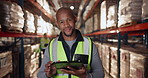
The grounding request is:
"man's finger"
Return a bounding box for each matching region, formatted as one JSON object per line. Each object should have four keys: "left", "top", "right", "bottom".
{"left": 45, "top": 61, "right": 53, "bottom": 67}
{"left": 60, "top": 69, "right": 75, "bottom": 74}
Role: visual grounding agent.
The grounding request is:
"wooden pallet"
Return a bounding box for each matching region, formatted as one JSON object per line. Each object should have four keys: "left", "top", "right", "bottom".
{"left": 7, "top": 27, "right": 22, "bottom": 33}
{"left": 24, "top": 32, "right": 36, "bottom": 35}
{"left": 106, "top": 26, "right": 117, "bottom": 30}
{"left": 119, "top": 21, "right": 137, "bottom": 27}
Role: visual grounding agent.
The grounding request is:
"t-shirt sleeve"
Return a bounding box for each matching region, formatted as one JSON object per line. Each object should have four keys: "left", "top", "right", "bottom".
{"left": 87, "top": 43, "right": 104, "bottom": 78}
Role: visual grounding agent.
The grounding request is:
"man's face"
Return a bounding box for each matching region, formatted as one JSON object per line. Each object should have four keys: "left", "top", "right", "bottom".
{"left": 56, "top": 9, "right": 76, "bottom": 37}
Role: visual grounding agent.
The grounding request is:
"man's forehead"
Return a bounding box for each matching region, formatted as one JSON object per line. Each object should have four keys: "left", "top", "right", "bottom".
{"left": 57, "top": 9, "right": 73, "bottom": 15}
{"left": 56, "top": 7, "right": 74, "bottom": 18}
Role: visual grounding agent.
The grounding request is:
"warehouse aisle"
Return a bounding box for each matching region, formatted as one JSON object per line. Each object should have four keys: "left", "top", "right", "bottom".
{"left": 0, "top": 0, "right": 148, "bottom": 78}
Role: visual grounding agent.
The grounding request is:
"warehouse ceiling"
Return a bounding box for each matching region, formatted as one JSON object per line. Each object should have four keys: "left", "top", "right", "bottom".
{"left": 61, "top": 0, "right": 81, "bottom": 16}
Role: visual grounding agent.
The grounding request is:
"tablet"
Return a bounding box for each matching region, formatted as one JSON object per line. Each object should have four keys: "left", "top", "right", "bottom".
{"left": 52, "top": 61, "right": 83, "bottom": 74}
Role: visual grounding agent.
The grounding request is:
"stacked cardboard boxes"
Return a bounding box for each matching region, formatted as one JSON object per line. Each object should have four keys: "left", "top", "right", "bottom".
{"left": 120, "top": 48, "right": 130, "bottom": 78}
{"left": 0, "top": 51, "right": 12, "bottom": 78}
{"left": 94, "top": 42, "right": 148, "bottom": 78}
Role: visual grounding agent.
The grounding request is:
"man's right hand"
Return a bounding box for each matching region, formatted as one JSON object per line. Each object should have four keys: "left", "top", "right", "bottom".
{"left": 44, "top": 61, "right": 56, "bottom": 77}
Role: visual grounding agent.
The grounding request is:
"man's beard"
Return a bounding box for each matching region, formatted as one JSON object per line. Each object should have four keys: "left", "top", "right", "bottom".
{"left": 63, "top": 29, "right": 75, "bottom": 37}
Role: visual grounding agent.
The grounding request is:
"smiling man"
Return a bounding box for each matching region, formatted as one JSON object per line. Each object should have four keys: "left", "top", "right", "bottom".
{"left": 37, "top": 7, "right": 104, "bottom": 78}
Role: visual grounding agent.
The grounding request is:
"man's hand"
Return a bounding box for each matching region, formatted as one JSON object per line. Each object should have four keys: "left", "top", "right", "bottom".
{"left": 44, "top": 61, "right": 56, "bottom": 77}
{"left": 60, "top": 66, "right": 87, "bottom": 78}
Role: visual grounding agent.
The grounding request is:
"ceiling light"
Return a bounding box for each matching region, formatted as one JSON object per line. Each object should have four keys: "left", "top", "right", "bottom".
{"left": 70, "top": 6, "right": 74, "bottom": 10}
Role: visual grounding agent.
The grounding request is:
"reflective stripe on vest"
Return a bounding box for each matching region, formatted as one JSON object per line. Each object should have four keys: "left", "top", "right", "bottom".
{"left": 49, "top": 37, "right": 92, "bottom": 78}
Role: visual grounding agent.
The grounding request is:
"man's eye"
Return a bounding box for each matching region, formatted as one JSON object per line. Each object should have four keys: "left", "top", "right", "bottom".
{"left": 68, "top": 18, "right": 72, "bottom": 21}
{"left": 59, "top": 21, "right": 63, "bottom": 23}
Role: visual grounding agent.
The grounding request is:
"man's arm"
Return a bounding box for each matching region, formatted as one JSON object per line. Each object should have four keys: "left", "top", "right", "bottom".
{"left": 37, "top": 47, "right": 50, "bottom": 78}
{"left": 87, "top": 43, "right": 104, "bottom": 78}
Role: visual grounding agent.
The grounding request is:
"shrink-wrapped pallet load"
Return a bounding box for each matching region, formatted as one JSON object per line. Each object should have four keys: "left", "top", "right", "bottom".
{"left": 0, "top": 51, "right": 12, "bottom": 78}
{"left": 83, "top": 0, "right": 95, "bottom": 20}
{"left": 34, "top": 15, "right": 45, "bottom": 35}
{"left": 24, "top": 10, "right": 35, "bottom": 33}
{"left": 84, "top": 16, "right": 93, "bottom": 34}
{"left": 130, "top": 52, "right": 148, "bottom": 78}
{"left": 94, "top": 42, "right": 148, "bottom": 78}
{"left": 93, "top": 14, "right": 99, "bottom": 31}
{"left": 97, "top": 43, "right": 103, "bottom": 59}
{"left": 110, "top": 46, "right": 118, "bottom": 78}
{"left": 0, "top": 1, "right": 10, "bottom": 31}
{"left": 100, "top": 1, "right": 107, "bottom": 30}
{"left": 34, "top": 15, "right": 55, "bottom": 35}
{"left": 30, "top": 44, "right": 40, "bottom": 77}
{"left": 107, "top": 5, "right": 117, "bottom": 29}
{"left": 42, "top": 0, "right": 52, "bottom": 14}
{"left": 102, "top": 44, "right": 111, "bottom": 74}
{"left": 118, "top": 0, "right": 142, "bottom": 27}
{"left": 120, "top": 48, "right": 130, "bottom": 78}
{"left": 30, "top": 44, "right": 40, "bottom": 60}
{"left": 46, "top": 22, "right": 54, "bottom": 35}
{"left": 104, "top": 71, "right": 113, "bottom": 78}
{"left": 9, "top": 3, "right": 24, "bottom": 32}
{"left": 94, "top": 42, "right": 103, "bottom": 60}
{"left": 0, "top": 1, "right": 24, "bottom": 33}
{"left": 101, "top": 0, "right": 118, "bottom": 30}
{"left": 142, "top": 0, "right": 148, "bottom": 21}
{"left": 24, "top": 45, "right": 31, "bottom": 78}
{"left": 12, "top": 44, "right": 40, "bottom": 78}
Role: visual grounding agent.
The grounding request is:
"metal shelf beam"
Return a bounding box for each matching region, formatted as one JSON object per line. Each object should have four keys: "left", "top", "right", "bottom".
{"left": 0, "top": 32, "right": 56, "bottom": 38}
{"left": 85, "top": 23, "right": 148, "bottom": 36}
{"left": 1, "top": 23, "right": 147, "bottom": 38}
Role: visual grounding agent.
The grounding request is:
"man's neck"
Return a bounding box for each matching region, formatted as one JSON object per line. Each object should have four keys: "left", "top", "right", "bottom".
{"left": 63, "top": 32, "right": 77, "bottom": 41}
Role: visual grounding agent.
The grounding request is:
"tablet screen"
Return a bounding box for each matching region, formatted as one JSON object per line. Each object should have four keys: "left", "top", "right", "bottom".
{"left": 52, "top": 61, "right": 83, "bottom": 74}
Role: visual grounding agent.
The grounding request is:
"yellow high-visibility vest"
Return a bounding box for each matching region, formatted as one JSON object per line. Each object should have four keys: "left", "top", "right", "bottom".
{"left": 49, "top": 37, "right": 92, "bottom": 78}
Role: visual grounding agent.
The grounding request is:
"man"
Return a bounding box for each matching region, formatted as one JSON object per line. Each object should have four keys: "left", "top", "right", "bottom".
{"left": 40, "top": 33, "right": 50, "bottom": 54}
{"left": 37, "top": 7, "right": 104, "bottom": 78}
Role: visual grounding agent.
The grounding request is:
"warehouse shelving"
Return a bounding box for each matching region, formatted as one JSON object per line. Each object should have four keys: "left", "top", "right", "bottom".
{"left": 0, "top": 0, "right": 57, "bottom": 78}
{"left": 85, "top": 22, "right": 148, "bottom": 36}
{"left": 85, "top": 22, "right": 148, "bottom": 78}
{"left": 83, "top": 0, "right": 148, "bottom": 77}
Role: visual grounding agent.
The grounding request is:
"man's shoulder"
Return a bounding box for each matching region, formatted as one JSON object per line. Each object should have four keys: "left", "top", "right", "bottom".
{"left": 50, "top": 37, "right": 59, "bottom": 43}
{"left": 83, "top": 36, "right": 92, "bottom": 41}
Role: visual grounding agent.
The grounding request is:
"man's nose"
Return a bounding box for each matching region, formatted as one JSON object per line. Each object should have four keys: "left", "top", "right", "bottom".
{"left": 64, "top": 20, "right": 70, "bottom": 26}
